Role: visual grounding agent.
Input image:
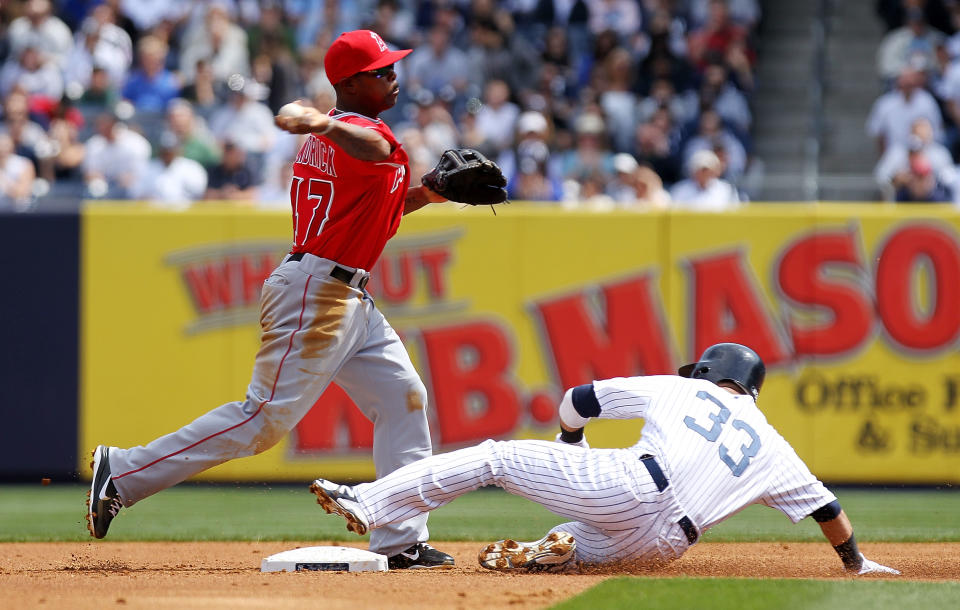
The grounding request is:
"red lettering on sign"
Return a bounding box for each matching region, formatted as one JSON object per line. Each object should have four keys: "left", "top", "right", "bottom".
{"left": 419, "top": 248, "right": 451, "bottom": 298}
{"left": 182, "top": 255, "right": 277, "bottom": 313}
{"left": 293, "top": 383, "right": 373, "bottom": 452}
{"left": 876, "top": 224, "right": 960, "bottom": 350}
{"left": 368, "top": 245, "right": 452, "bottom": 304}
{"left": 378, "top": 252, "right": 414, "bottom": 302}
{"left": 421, "top": 321, "right": 520, "bottom": 444}
{"left": 182, "top": 262, "right": 235, "bottom": 312}
{"left": 688, "top": 251, "right": 788, "bottom": 365}
{"left": 534, "top": 275, "right": 674, "bottom": 389}
{"left": 778, "top": 229, "right": 872, "bottom": 356}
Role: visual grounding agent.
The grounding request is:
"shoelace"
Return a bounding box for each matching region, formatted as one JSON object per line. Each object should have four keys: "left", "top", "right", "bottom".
{"left": 105, "top": 497, "right": 122, "bottom": 517}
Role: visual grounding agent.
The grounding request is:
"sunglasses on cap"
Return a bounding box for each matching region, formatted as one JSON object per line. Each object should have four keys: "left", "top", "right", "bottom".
{"left": 360, "top": 64, "right": 395, "bottom": 78}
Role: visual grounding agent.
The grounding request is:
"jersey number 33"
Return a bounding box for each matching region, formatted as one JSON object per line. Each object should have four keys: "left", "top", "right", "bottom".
{"left": 683, "top": 390, "right": 762, "bottom": 477}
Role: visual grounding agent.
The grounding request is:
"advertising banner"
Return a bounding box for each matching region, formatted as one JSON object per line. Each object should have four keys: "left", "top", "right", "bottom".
{"left": 80, "top": 203, "right": 960, "bottom": 483}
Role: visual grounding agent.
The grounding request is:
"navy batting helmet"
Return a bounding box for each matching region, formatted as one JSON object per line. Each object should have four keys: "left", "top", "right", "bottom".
{"left": 677, "top": 343, "right": 765, "bottom": 399}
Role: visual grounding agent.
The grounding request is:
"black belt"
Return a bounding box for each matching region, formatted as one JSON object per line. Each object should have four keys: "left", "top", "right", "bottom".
{"left": 639, "top": 454, "right": 699, "bottom": 545}
{"left": 288, "top": 252, "right": 369, "bottom": 290}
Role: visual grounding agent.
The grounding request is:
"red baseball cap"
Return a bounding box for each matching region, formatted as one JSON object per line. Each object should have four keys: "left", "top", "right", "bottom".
{"left": 324, "top": 30, "right": 412, "bottom": 85}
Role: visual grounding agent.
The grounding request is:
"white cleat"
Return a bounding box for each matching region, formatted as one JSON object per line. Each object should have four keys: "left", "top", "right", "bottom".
{"left": 309, "top": 478, "right": 370, "bottom": 536}
{"left": 478, "top": 531, "right": 576, "bottom": 572}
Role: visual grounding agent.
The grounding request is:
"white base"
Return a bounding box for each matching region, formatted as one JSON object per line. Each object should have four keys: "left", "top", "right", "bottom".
{"left": 261, "top": 546, "right": 388, "bottom": 573}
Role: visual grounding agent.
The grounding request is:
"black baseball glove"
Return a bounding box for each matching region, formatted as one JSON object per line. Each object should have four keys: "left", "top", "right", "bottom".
{"left": 422, "top": 148, "right": 508, "bottom": 205}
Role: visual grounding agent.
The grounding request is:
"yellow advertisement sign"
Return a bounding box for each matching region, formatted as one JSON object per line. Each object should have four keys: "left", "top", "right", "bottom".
{"left": 80, "top": 203, "right": 960, "bottom": 484}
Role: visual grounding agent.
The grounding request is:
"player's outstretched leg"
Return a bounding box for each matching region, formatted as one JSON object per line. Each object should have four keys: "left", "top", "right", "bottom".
{"left": 309, "top": 478, "right": 370, "bottom": 535}
{"left": 86, "top": 445, "right": 124, "bottom": 539}
{"left": 309, "top": 478, "right": 454, "bottom": 569}
{"left": 478, "top": 531, "right": 576, "bottom": 572}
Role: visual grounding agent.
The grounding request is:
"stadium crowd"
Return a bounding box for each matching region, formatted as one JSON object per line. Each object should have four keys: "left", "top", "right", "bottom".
{"left": 0, "top": 0, "right": 763, "bottom": 212}
{"left": 870, "top": 0, "right": 960, "bottom": 204}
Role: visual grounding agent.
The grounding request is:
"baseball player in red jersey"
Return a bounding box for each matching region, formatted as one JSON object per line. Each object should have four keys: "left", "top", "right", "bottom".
{"left": 88, "top": 30, "right": 455, "bottom": 569}
{"left": 310, "top": 344, "right": 900, "bottom": 575}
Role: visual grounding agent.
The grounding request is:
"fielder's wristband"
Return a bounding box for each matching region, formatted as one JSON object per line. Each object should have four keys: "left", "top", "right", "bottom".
{"left": 559, "top": 427, "right": 585, "bottom": 444}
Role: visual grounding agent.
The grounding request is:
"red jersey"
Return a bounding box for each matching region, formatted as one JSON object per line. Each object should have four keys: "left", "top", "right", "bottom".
{"left": 289, "top": 110, "right": 410, "bottom": 270}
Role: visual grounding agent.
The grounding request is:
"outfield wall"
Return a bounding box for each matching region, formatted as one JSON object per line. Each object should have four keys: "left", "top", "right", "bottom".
{"left": 4, "top": 202, "right": 960, "bottom": 484}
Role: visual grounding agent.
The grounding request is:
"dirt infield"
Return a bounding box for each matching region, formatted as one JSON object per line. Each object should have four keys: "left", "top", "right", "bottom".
{"left": 1, "top": 541, "right": 956, "bottom": 609}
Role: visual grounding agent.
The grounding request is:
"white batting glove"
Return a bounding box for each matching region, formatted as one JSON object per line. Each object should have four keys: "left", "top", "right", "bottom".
{"left": 856, "top": 553, "right": 900, "bottom": 575}
{"left": 555, "top": 432, "right": 589, "bottom": 449}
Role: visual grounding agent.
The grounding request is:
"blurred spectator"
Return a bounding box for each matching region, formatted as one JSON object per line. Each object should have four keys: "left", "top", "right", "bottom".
{"left": 207, "top": 78, "right": 276, "bottom": 156}
{"left": 365, "top": 0, "right": 417, "bottom": 49}
{"left": 669, "top": 149, "right": 741, "bottom": 210}
{"left": 118, "top": 0, "right": 189, "bottom": 37}
{"left": 298, "top": 45, "right": 334, "bottom": 102}
{"left": 408, "top": 97, "right": 459, "bottom": 159}
{"left": 876, "top": 0, "right": 953, "bottom": 34}
{"left": 179, "top": 5, "right": 250, "bottom": 85}
{"left": 1, "top": 88, "right": 52, "bottom": 170}
{"left": 607, "top": 152, "right": 640, "bottom": 202}
{"left": 499, "top": 110, "right": 553, "bottom": 183}
{"left": 82, "top": 112, "right": 151, "bottom": 198}
{"left": 474, "top": 79, "right": 520, "bottom": 154}
{"left": 688, "top": 0, "right": 761, "bottom": 30}
{"left": 179, "top": 59, "right": 222, "bottom": 118}
{"left": 247, "top": 2, "right": 297, "bottom": 59}
{"left": 0, "top": 132, "right": 37, "bottom": 210}
{"left": 205, "top": 139, "right": 259, "bottom": 201}
{"left": 945, "top": 4, "right": 960, "bottom": 59}
{"left": 7, "top": 0, "right": 73, "bottom": 69}
{"left": 682, "top": 109, "right": 748, "bottom": 185}
{"left": 634, "top": 107, "right": 682, "bottom": 185}
{"left": 697, "top": 61, "right": 752, "bottom": 135}
{"left": 251, "top": 42, "right": 300, "bottom": 114}
{"left": 585, "top": 1, "right": 641, "bottom": 40}
{"left": 595, "top": 46, "right": 638, "bottom": 152}
{"left": 558, "top": 110, "right": 615, "bottom": 184}
{"left": 571, "top": 169, "right": 618, "bottom": 209}
{"left": 165, "top": 98, "right": 221, "bottom": 168}
{"left": 877, "top": 7, "right": 944, "bottom": 82}
{"left": 63, "top": 3, "right": 133, "bottom": 93}
{"left": 121, "top": 35, "right": 180, "bottom": 112}
{"left": 0, "top": 46, "right": 63, "bottom": 100}
{"left": 133, "top": 131, "right": 208, "bottom": 208}
{"left": 866, "top": 65, "right": 943, "bottom": 155}
{"left": 406, "top": 24, "right": 470, "bottom": 105}
{"left": 466, "top": 11, "right": 540, "bottom": 100}
{"left": 687, "top": 0, "right": 754, "bottom": 73}
{"left": 511, "top": 151, "right": 563, "bottom": 202}
{"left": 46, "top": 110, "right": 86, "bottom": 182}
{"left": 638, "top": 78, "right": 696, "bottom": 127}
{"left": 398, "top": 126, "right": 435, "bottom": 189}
{"left": 876, "top": 117, "right": 956, "bottom": 199}
{"left": 637, "top": 7, "right": 694, "bottom": 93}
{"left": 77, "top": 66, "right": 120, "bottom": 110}
{"left": 631, "top": 164, "right": 672, "bottom": 209}
{"left": 894, "top": 152, "right": 954, "bottom": 202}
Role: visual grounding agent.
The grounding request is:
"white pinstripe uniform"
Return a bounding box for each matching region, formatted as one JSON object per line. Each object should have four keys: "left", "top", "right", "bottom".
{"left": 342, "top": 375, "right": 836, "bottom": 564}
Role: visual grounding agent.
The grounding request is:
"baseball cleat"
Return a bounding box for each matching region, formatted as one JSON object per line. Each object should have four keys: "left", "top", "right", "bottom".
{"left": 478, "top": 531, "right": 576, "bottom": 572}
{"left": 309, "top": 478, "right": 370, "bottom": 535}
{"left": 86, "top": 446, "right": 123, "bottom": 539}
{"left": 387, "top": 542, "right": 455, "bottom": 569}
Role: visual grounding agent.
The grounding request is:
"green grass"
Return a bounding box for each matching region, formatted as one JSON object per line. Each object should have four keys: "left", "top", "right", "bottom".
{"left": 0, "top": 484, "right": 957, "bottom": 543}
{"left": 554, "top": 578, "right": 960, "bottom": 609}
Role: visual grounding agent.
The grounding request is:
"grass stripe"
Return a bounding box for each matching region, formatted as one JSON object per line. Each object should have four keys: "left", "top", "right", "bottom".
{"left": 552, "top": 578, "right": 960, "bottom": 610}
{"left": 0, "top": 484, "right": 958, "bottom": 542}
